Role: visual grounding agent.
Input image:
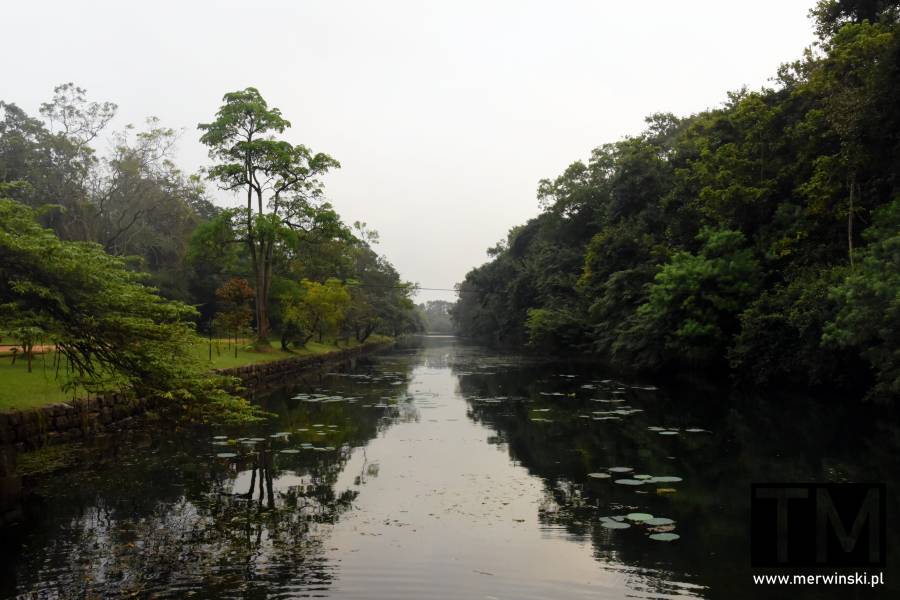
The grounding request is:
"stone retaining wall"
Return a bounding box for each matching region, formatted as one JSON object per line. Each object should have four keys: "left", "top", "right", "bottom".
{"left": 217, "top": 342, "right": 392, "bottom": 388}
{"left": 0, "top": 394, "right": 159, "bottom": 451}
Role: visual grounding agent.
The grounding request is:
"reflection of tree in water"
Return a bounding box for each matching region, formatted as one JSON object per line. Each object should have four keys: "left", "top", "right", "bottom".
{"left": 9, "top": 441, "right": 358, "bottom": 598}
{"left": 457, "top": 363, "right": 900, "bottom": 600}
{"left": 5, "top": 355, "right": 421, "bottom": 599}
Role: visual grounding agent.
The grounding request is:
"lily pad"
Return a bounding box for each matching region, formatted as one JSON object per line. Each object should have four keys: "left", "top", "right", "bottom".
{"left": 658, "top": 431, "right": 679, "bottom": 436}
{"left": 216, "top": 452, "right": 237, "bottom": 458}
{"left": 600, "top": 521, "right": 631, "bottom": 529}
{"left": 626, "top": 512, "right": 653, "bottom": 521}
{"left": 588, "top": 472, "right": 611, "bottom": 479}
{"left": 644, "top": 517, "right": 675, "bottom": 526}
{"left": 649, "top": 532, "right": 680, "bottom": 542}
{"left": 633, "top": 474, "right": 653, "bottom": 480}
{"left": 614, "top": 479, "right": 645, "bottom": 486}
{"left": 649, "top": 476, "right": 683, "bottom": 483}
{"left": 608, "top": 467, "right": 633, "bottom": 473}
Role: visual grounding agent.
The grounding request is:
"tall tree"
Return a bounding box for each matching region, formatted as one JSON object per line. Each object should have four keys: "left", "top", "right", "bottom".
{"left": 198, "top": 88, "right": 340, "bottom": 348}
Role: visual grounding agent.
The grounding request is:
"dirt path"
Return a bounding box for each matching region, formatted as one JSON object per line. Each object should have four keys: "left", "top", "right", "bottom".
{"left": 0, "top": 344, "right": 55, "bottom": 356}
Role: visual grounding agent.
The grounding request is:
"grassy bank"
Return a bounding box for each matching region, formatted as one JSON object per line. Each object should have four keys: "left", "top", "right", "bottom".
{"left": 0, "top": 336, "right": 391, "bottom": 412}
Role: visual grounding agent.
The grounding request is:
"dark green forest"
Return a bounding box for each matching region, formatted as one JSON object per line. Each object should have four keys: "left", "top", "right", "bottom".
{"left": 453, "top": 0, "right": 900, "bottom": 400}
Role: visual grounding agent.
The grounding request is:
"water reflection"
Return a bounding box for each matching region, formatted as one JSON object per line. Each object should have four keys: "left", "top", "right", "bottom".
{"left": 2, "top": 336, "right": 898, "bottom": 599}
{"left": 454, "top": 344, "right": 900, "bottom": 599}
{"left": 2, "top": 353, "right": 418, "bottom": 598}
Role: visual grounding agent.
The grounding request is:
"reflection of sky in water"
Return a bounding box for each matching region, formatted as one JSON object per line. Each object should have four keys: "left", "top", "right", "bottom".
{"left": 321, "top": 338, "right": 700, "bottom": 600}
{"left": 4, "top": 335, "right": 900, "bottom": 599}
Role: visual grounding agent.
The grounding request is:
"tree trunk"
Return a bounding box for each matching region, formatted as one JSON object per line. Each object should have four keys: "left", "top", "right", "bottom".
{"left": 263, "top": 451, "right": 275, "bottom": 510}
{"left": 250, "top": 235, "right": 276, "bottom": 351}
{"left": 848, "top": 176, "right": 856, "bottom": 269}
{"left": 254, "top": 265, "right": 270, "bottom": 349}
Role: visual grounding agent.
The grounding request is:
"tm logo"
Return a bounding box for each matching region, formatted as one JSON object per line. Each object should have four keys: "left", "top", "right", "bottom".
{"left": 751, "top": 483, "right": 886, "bottom": 567}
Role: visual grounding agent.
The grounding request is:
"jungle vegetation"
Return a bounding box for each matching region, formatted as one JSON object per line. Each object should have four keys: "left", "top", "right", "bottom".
{"left": 453, "top": 0, "right": 900, "bottom": 400}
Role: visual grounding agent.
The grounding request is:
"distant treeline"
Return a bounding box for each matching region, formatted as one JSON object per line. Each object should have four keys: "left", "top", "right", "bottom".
{"left": 453, "top": 0, "right": 900, "bottom": 400}
{"left": 417, "top": 300, "right": 455, "bottom": 334}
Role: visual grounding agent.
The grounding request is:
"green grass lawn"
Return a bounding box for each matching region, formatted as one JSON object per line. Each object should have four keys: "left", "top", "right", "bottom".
{"left": 0, "top": 335, "right": 391, "bottom": 412}
{"left": 189, "top": 337, "right": 387, "bottom": 369}
{"left": 0, "top": 353, "right": 81, "bottom": 409}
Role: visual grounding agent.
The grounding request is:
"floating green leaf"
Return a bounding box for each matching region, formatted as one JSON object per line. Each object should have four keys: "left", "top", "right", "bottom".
{"left": 627, "top": 512, "right": 653, "bottom": 521}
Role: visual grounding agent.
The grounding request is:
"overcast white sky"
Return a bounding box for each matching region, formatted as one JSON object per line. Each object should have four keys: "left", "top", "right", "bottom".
{"left": 4, "top": 0, "right": 815, "bottom": 301}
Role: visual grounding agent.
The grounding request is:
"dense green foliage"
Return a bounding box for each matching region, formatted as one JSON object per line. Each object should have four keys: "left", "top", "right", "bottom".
{"left": 0, "top": 200, "right": 259, "bottom": 421}
{"left": 453, "top": 1, "right": 900, "bottom": 400}
{"left": 281, "top": 278, "right": 351, "bottom": 346}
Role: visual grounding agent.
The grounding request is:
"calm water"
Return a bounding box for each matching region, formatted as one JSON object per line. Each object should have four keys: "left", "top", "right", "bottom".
{"left": 2, "top": 336, "right": 898, "bottom": 599}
